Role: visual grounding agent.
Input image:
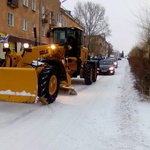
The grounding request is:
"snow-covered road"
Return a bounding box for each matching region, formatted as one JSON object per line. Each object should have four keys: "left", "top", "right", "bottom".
{"left": 0, "top": 59, "right": 150, "bottom": 150}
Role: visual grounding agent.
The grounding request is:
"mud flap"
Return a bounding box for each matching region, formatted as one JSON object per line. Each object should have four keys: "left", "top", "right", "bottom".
{"left": 0, "top": 67, "right": 38, "bottom": 103}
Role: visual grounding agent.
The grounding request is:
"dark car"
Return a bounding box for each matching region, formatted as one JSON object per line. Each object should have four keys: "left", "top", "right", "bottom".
{"left": 107, "top": 57, "right": 118, "bottom": 68}
{"left": 97, "top": 59, "right": 115, "bottom": 75}
{"left": 92, "top": 57, "right": 105, "bottom": 71}
{"left": 92, "top": 56, "right": 105, "bottom": 62}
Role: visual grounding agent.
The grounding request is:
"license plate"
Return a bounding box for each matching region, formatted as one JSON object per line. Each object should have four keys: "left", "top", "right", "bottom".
{"left": 101, "top": 70, "right": 107, "bottom": 72}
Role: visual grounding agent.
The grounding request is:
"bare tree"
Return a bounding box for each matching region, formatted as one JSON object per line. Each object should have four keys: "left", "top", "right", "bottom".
{"left": 73, "top": 1, "right": 111, "bottom": 54}
{"left": 74, "top": 1, "right": 111, "bottom": 36}
{"left": 134, "top": 4, "right": 150, "bottom": 46}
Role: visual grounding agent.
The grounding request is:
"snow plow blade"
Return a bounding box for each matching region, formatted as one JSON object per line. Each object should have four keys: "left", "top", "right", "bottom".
{"left": 0, "top": 67, "right": 38, "bottom": 103}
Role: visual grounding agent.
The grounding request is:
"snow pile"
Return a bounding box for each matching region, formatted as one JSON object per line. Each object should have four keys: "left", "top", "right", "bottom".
{"left": 0, "top": 90, "right": 36, "bottom": 96}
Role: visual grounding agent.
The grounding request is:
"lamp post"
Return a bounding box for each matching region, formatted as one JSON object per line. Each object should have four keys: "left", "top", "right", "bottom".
{"left": 39, "top": 0, "right": 43, "bottom": 45}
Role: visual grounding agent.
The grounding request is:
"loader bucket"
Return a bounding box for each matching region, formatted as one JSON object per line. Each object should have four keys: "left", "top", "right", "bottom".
{"left": 0, "top": 67, "right": 38, "bottom": 103}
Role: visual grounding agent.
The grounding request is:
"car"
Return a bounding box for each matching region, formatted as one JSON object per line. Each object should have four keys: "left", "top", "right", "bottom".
{"left": 97, "top": 59, "right": 115, "bottom": 75}
{"left": 92, "top": 57, "right": 105, "bottom": 71}
{"left": 107, "top": 57, "right": 118, "bottom": 68}
{"left": 92, "top": 56, "right": 105, "bottom": 62}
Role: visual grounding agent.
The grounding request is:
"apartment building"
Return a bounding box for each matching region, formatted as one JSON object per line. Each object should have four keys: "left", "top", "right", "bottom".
{"left": 1, "top": 0, "right": 39, "bottom": 52}
{"left": 84, "top": 35, "right": 107, "bottom": 57}
{"left": 0, "top": 0, "right": 83, "bottom": 60}
{"left": 60, "top": 8, "right": 83, "bottom": 29}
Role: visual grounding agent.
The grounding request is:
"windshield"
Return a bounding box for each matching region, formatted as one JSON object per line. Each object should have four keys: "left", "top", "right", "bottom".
{"left": 107, "top": 58, "right": 117, "bottom": 61}
{"left": 99, "top": 60, "right": 113, "bottom": 65}
{"left": 53, "top": 29, "right": 66, "bottom": 44}
{"left": 53, "top": 28, "right": 77, "bottom": 45}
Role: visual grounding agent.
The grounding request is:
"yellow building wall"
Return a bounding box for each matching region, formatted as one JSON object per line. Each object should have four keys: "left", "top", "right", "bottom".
{"left": 61, "top": 9, "right": 83, "bottom": 29}
{"left": 0, "top": 1, "right": 40, "bottom": 40}
{"left": 0, "top": 0, "right": 83, "bottom": 48}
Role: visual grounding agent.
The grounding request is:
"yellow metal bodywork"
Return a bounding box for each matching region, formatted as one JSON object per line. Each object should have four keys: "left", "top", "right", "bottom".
{"left": 0, "top": 44, "right": 74, "bottom": 103}
{"left": 0, "top": 67, "right": 37, "bottom": 103}
{"left": 49, "top": 75, "right": 58, "bottom": 95}
{"left": 0, "top": 28, "right": 88, "bottom": 103}
{"left": 22, "top": 45, "right": 65, "bottom": 65}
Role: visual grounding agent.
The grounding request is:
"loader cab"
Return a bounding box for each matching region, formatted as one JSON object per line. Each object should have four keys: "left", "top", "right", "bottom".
{"left": 50, "top": 27, "right": 84, "bottom": 58}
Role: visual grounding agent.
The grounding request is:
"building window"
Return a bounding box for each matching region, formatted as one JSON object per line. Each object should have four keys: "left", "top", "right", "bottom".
{"left": 42, "top": 26, "right": 45, "bottom": 36}
{"left": 57, "top": 13, "right": 61, "bottom": 23}
{"left": 49, "top": 11, "right": 53, "bottom": 25}
{"left": 23, "top": 19, "right": 28, "bottom": 31}
{"left": 7, "top": 0, "right": 18, "bottom": 8}
{"left": 23, "top": 0, "right": 28, "bottom": 7}
{"left": 62, "top": 19, "right": 66, "bottom": 27}
{"left": 8, "top": 13, "right": 14, "bottom": 26}
{"left": 32, "top": 0, "right": 36, "bottom": 11}
{"left": 57, "top": 13, "right": 62, "bottom": 26}
{"left": 32, "top": 23, "right": 35, "bottom": 33}
{"left": 42, "top": 6, "right": 46, "bottom": 19}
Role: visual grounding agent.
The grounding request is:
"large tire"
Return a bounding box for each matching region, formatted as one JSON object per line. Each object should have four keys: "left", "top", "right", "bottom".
{"left": 92, "top": 66, "right": 97, "bottom": 82}
{"left": 38, "top": 65, "right": 60, "bottom": 104}
{"left": 84, "top": 63, "right": 93, "bottom": 85}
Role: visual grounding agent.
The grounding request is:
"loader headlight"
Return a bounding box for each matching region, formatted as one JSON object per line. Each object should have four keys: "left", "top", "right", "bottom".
{"left": 50, "top": 44, "right": 56, "bottom": 50}
{"left": 23, "top": 43, "right": 29, "bottom": 48}
{"left": 4, "top": 43, "right": 9, "bottom": 48}
{"left": 3, "top": 43, "right": 11, "bottom": 52}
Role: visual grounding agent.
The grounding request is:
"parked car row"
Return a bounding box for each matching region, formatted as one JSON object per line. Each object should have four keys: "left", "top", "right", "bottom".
{"left": 92, "top": 56, "right": 120, "bottom": 75}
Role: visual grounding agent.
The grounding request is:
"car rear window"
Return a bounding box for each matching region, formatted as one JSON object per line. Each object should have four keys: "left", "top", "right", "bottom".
{"left": 99, "top": 60, "right": 112, "bottom": 65}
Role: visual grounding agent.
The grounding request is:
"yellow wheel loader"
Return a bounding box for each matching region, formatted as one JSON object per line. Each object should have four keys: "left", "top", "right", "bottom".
{"left": 48, "top": 27, "right": 98, "bottom": 87}
{"left": 0, "top": 27, "right": 97, "bottom": 104}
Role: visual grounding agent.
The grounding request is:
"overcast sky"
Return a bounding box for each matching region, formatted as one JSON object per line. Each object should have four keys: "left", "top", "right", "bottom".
{"left": 61, "top": 0, "right": 150, "bottom": 55}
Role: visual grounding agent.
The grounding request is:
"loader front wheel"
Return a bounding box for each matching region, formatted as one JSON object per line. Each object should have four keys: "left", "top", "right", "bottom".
{"left": 38, "top": 65, "right": 60, "bottom": 104}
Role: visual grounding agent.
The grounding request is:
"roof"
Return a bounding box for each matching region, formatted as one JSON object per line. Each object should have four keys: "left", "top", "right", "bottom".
{"left": 50, "top": 26, "right": 84, "bottom": 31}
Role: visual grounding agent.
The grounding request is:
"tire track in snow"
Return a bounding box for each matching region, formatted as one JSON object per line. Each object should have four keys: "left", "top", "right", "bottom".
{"left": 0, "top": 109, "right": 36, "bottom": 128}
{"left": 0, "top": 102, "right": 41, "bottom": 129}
{"left": 67, "top": 75, "right": 105, "bottom": 93}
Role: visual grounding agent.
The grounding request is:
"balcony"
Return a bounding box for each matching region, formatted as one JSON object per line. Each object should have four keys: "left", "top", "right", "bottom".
{"left": 7, "top": 0, "right": 18, "bottom": 8}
